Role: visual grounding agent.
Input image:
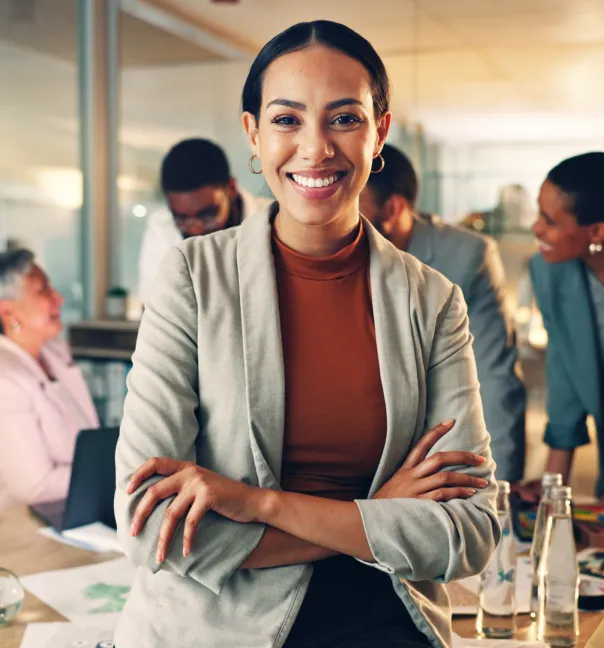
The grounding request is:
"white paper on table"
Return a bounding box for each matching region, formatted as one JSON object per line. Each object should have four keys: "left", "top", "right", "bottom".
{"left": 20, "top": 622, "right": 115, "bottom": 648}
{"left": 449, "top": 557, "right": 532, "bottom": 616}
{"left": 452, "top": 634, "right": 546, "bottom": 648}
{"left": 62, "top": 524, "right": 123, "bottom": 554}
{"left": 38, "top": 527, "right": 103, "bottom": 553}
{"left": 38, "top": 524, "right": 123, "bottom": 554}
{"left": 20, "top": 557, "right": 135, "bottom": 626}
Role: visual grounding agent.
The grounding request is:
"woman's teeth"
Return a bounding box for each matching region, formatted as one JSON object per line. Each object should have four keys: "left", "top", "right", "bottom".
{"left": 291, "top": 173, "right": 340, "bottom": 188}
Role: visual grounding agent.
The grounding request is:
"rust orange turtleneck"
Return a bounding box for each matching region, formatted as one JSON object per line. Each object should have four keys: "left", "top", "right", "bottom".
{"left": 272, "top": 221, "right": 387, "bottom": 501}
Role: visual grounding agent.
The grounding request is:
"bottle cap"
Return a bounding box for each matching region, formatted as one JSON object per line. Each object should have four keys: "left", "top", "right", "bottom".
{"left": 541, "top": 472, "right": 563, "bottom": 488}
{"left": 549, "top": 485, "right": 572, "bottom": 500}
{"left": 496, "top": 480, "right": 510, "bottom": 494}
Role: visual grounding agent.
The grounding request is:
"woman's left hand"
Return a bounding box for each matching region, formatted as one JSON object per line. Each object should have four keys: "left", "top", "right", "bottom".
{"left": 127, "top": 458, "right": 263, "bottom": 562}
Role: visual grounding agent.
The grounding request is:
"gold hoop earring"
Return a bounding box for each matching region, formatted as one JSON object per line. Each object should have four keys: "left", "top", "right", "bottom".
{"left": 248, "top": 155, "right": 263, "bottom": 175}
{"left": 371, "top": 153, "right": 385, "bottom": 174}
{"left": 589, "top": 242, "right": 603, "bottom": 255}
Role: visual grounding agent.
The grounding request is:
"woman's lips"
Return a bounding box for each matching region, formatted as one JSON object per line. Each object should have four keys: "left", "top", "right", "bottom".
{"left": 286, "top": 171, "right": 347, "bottom": 200}
{"left": 535, "top": 238, "right": 554, "bottom": 252}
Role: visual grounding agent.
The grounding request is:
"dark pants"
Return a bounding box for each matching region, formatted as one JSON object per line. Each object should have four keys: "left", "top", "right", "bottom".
{"left": 283, "top": 555, "right": 432, "bottom": 648}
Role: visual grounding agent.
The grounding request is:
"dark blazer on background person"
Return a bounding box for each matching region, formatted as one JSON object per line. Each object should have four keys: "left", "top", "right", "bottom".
{"left": 530, "top": 253, "right": 603, "bottom": 496}
{"left": 408, "top": 213, "right": 527, "bottom": 483}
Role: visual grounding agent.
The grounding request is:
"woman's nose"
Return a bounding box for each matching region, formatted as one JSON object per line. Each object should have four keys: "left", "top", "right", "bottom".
{"left": 531, "top": 218, "right": 542, "bottom": 236}
{"left": 298, "top": 124, "right": 335, "bottom": 163}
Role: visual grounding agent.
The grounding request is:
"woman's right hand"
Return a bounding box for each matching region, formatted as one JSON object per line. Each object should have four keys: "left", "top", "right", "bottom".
{"left": 373, "top": 420, "right": 489, "bottom": 502}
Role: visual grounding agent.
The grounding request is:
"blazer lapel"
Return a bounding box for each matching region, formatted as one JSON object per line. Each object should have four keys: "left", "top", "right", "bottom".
{"left": 363, "top": 217, "right": 421, "bottom": 495}
{"left": 555, "top": 261, "right": 602, "bottom": 421}
{"left": 236, "top": 208, "right": 285, "bottom": 488}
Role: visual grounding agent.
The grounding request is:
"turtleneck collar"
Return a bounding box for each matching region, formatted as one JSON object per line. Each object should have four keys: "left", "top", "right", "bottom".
{"left": 272, "top": 220, "right": 368, "bottom": 281}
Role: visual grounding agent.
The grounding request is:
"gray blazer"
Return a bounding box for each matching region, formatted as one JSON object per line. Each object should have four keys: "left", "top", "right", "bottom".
{"left": 114, "top": 208, "right": 499, "bottom": 648}
{"left": 409, "top": 213, "right": 526, "bottom": 482}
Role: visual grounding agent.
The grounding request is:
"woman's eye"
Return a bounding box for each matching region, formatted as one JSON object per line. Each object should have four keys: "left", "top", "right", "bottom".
{"left": 272, "top": 115, "right": 299, "bottom": 126}
{"left": 333, "top": 114, "right": 361, "bottom": 126}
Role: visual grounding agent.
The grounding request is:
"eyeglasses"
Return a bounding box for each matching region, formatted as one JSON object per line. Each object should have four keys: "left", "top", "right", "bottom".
{"left": 172, "top": 208, "right": 222, "bottom": 227}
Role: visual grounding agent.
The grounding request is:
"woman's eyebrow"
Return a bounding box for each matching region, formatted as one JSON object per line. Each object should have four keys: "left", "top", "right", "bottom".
{"left": 266, "top": 97, "right": 363, "bottom": 111}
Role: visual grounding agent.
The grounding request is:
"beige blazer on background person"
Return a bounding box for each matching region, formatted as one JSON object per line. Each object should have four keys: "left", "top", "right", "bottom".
{"left": 0, "top": 336, "right": 99, "bottom": 511}
{"left": 114, "top": 207, "right": 500, "bottom": 648}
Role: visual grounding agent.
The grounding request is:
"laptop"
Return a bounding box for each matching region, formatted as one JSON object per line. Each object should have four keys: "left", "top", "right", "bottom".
{"left": 30, "top": 427, "right": 119, "bottom": 532}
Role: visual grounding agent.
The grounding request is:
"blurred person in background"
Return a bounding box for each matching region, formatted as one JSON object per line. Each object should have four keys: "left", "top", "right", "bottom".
{"left": 0, "top": 249, "right": 99, "bottom": 511}
{"left": 361, "top": 143, "right": 526, "bottom": 485}
{"left": 137, "top": 138, "right": 270, "bottom": 303}
{"left": 530, "top": 152, "right": 604, "bottom": 499}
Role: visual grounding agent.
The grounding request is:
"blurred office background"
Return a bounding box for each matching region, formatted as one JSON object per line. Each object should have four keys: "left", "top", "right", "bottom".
{"left": 1, "top": 0, "right": 603, "bottom": 495}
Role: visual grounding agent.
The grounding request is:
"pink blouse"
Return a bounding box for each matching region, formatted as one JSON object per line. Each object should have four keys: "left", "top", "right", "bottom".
{"left": 0, "top": 336, "right": 99, "bottom": 511}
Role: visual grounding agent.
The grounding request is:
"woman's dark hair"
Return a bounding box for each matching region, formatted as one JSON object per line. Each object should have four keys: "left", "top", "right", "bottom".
{"left": 365, "top": 143, "right": 418, "bottom": 207}
{"left": 547, "top": 152, "right": 604, "bottom": 226}
{"left": 242, "top": 21, "right": 390, "bottom": 122}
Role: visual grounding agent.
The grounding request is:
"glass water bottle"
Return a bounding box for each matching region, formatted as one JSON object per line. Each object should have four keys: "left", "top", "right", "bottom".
{"left": 537, "top": 485, "right": 579, "bottom": 647}
{"left": 530, "top": 472, "right": 563, "bottom": 618}
{"left": 477, "top": 480, "right": 517, "bottom": 638}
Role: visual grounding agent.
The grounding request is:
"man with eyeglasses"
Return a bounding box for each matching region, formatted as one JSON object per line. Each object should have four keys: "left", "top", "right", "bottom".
{"left": 138, "top": 138, "right": 269, "bottom": 303}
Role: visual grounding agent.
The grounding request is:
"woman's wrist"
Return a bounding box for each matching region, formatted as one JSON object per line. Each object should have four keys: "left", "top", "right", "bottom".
{"left": 255, "top": 487, "right": 282, "bottom": 525}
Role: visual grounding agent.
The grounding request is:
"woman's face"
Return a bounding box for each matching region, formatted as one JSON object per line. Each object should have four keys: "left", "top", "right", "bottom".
{"left": 532, "top": 180, "right": 593, "bottom": 263}
{"left": 243, "top": 45, "right": 390, "bottom": 231}
{"left": 7, "top": 265, "right": 63, "bottom": 341}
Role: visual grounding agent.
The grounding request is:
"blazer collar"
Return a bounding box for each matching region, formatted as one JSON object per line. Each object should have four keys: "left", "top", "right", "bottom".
{"left": 235, "top": 207, "right": 420, "bottom": 492}
{"left": 0, "top": 334, "right": 49, "bottom": 386}
{"left": 0, "top": 336, "right": 99, "bottom": 427}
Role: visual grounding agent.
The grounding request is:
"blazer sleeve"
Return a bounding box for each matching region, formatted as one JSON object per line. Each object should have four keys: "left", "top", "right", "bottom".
{"left": 529, "top": 262, "right": 590, "bottom": 449}
{"left": 0, "top": 377, "right": 71, "bottom": 504}
{"left": 355, "top": 285, "right": 500, "bottom": 582}
{"left": 465, "top": 238, "right": 526, "bottom": 482}
{"left": 115, "top": 246, "right": 264, "bottom": 596}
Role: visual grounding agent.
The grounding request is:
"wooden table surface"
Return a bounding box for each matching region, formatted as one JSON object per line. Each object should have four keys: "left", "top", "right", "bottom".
{"left": 0, "top": 505, "right": 602, "bottom": 647}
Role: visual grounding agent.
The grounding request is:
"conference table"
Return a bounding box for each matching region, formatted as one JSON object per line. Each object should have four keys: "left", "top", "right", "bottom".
{"left": 1, "top": 506, "right": 602, "bottom": 648}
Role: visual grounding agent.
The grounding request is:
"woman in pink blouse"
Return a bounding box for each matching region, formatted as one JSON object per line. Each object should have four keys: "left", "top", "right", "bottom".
{"left": 0, "top": 248, "right": 99, "bottom": 511}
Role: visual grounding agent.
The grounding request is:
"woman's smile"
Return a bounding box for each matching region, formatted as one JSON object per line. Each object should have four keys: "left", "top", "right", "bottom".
{"left": 286, "top": 170, "right": 349, "bottom": 199}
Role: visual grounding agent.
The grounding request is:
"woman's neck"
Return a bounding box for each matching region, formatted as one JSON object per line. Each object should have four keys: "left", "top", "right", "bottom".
{"left": 584, "top": 252, "right": 604, "bottom": 284}
{"left": 273, "top": 206, "right": 360, "bottom": 257}
{"left": 5, "top": 333, "right": 44, "bottom": 363}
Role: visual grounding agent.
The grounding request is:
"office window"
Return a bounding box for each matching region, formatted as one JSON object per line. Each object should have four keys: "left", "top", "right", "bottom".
{"left": 0, "top": 0, "right": 83, "bottom": 323}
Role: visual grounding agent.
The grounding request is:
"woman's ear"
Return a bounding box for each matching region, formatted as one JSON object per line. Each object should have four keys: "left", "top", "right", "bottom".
{"left": 375, "top": 111, "right": 392, "bottom": 155}
{"left": 242, "top": 112, "right": 260, "bottom": 157}
{"left": 0, "top": 299, "right": 13, "bottom": 327}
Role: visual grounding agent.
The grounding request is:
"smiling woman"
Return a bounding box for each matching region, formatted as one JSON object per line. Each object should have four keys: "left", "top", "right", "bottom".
{"left": 529, "top": 152, "right": 604, "bottom": 501}
{"left": 0, "top": 249, "right": 99, "bottom": 511}
{"left": 114, "top": 20, "right": 499, "bottom": 648}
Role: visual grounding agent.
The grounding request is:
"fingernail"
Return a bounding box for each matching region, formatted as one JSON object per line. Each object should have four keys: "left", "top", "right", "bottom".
{"left": 441, "top": 419, "right": 455, "bottom": 427}
{"left": 466, "top": 488, "right": 476, "bottom": 495}
{"left": 476, "top": 456, "right": 486, "bottom": 463}
{"left": 156, "top": 551, "right": 163, "bottom": 563}
{"left": 130, "top": 523, "right": 137, "bottom": 536}
{"left": 477, "top": 478, "right": 489, "bottom": 487}
{"left": 126, "top": 481, "right": 133, "bottom": 494}
{"left": 183, "top": 548, "right": 190, "bottom": 557}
